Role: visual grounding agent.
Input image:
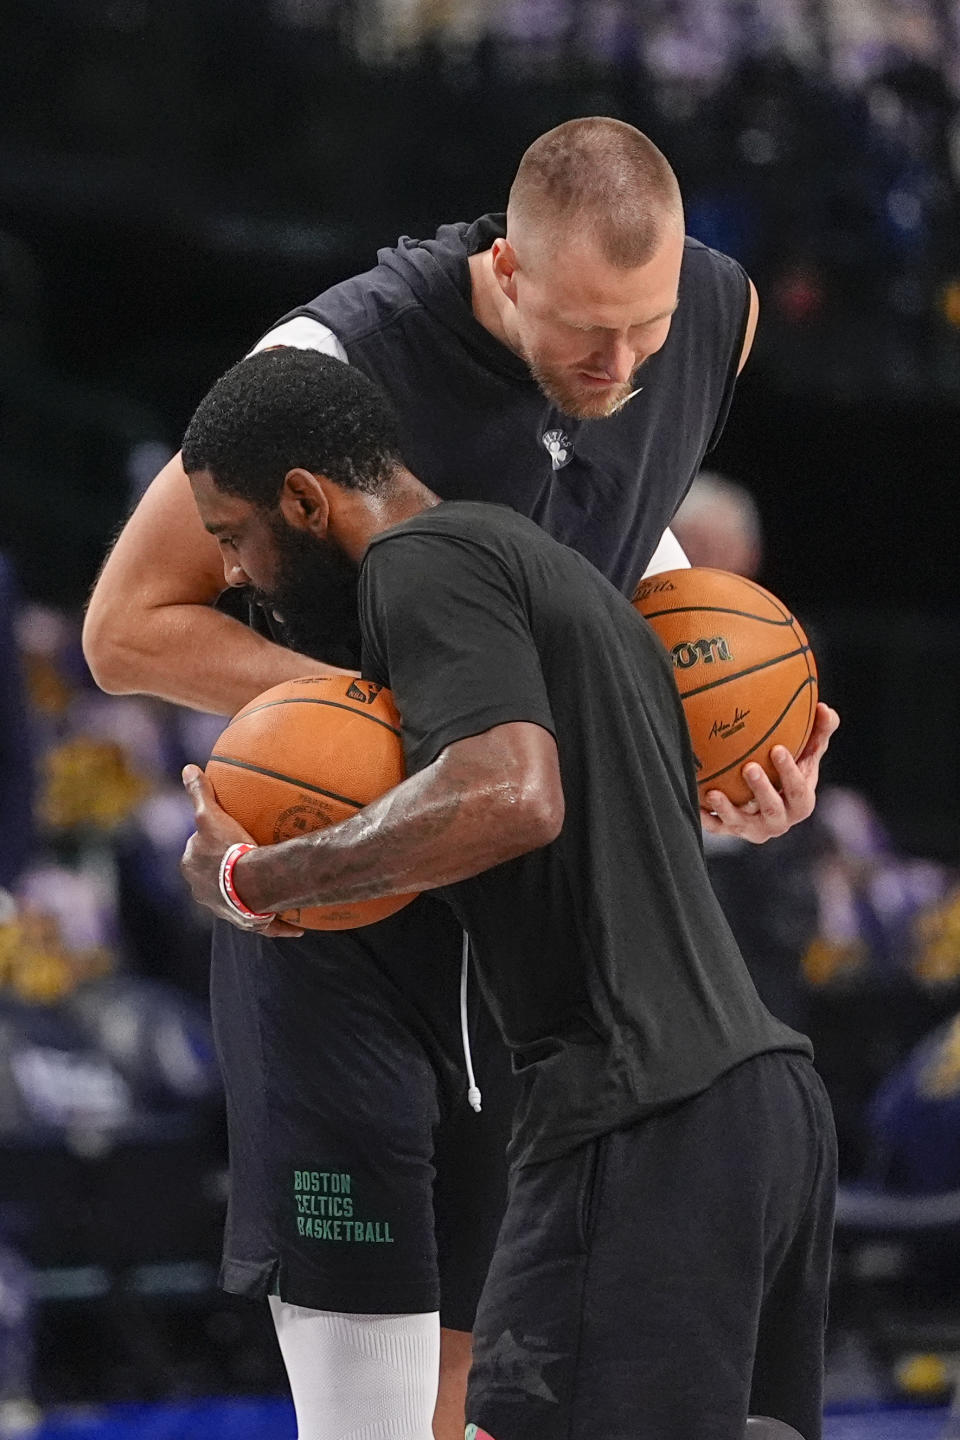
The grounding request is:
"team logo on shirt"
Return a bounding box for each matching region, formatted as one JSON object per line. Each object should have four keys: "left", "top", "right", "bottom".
{"left": 541, "top": 428, "right": 574, "bottom": 470}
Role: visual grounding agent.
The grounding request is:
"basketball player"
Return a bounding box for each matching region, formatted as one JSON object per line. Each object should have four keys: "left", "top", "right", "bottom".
{"left": 83, "top": 119, "right": 838, "bottom": 1437}
{"left": 178, "top": 347, "right": 838, "bottom": 1440}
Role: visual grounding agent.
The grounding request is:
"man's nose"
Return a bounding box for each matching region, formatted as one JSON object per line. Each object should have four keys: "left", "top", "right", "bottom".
{"left": 601, "top": 336, "right": 637, "bottom": 384}
{"left": 223, "top": 558, "right": 250, "bottom": 588}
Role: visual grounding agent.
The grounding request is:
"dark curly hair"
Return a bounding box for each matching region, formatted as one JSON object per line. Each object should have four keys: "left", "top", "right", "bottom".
{"left": 181, "top": 348, "right": 403, "bottom": 506}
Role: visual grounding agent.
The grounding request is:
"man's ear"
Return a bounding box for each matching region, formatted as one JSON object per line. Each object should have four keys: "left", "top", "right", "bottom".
{"left": 491, "top": 237, "right": 519, "bottom": 304}
{"left": 280, "top": 468, "right": 330, "bottom": 534}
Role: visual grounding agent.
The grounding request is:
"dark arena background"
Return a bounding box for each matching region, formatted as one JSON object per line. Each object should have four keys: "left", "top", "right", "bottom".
{"left": 1, "top": 2, "right": 959, "bottom": 1437}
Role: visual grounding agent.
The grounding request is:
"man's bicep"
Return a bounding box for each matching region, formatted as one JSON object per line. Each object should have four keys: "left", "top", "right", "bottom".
{"left": 88, "top": 453, "right": 224, "bottom": 614}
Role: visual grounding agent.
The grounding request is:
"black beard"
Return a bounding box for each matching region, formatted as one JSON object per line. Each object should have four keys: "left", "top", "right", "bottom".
{"left": 253, "top": 520, "right": 361, "bottom": 669}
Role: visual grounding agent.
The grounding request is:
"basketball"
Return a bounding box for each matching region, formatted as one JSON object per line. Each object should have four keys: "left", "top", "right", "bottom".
{"left": 632, "top": 568, "right": 818, "bottom": 806}
{"left": 206, "top": 675, "right": 419, "bottom": 929}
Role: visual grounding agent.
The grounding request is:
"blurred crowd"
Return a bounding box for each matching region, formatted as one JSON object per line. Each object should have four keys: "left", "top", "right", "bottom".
{"left": 1, "top": 0, "right": 959, "bottom": 413}
{"left": 307, "top": 0, "right": 960, "bottom": 90}
{"left": 0, "top": 576, "right": 227, "bottom": 1430}
{"left": 1, "top": 0, "right": 959, "bottom": 1420}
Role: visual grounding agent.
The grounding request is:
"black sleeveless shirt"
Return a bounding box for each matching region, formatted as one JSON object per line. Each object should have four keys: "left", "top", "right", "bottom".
{"left": 266, "top": 214, "right": 749, "bottom": 600}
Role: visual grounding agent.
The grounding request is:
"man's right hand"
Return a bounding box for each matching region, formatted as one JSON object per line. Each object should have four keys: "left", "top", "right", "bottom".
{"left": 82, "top": 452, "right": 352, "bottom": 716}
{"left": 701, "top": 702, "right": 839, "bottom": 844}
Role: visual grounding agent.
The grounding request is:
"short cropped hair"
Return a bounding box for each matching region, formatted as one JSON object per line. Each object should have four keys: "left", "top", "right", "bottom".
{"left": 181, "top": 348, "right": 402, "bottom": 506}
{"left": 507, "top": 117, "right": 683, "bottom": 269}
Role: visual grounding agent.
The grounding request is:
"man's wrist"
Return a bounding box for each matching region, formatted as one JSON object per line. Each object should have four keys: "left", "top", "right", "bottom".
{"left": 233, "top": 844, "right": 280, "bottom": 915}
{"left": 219, "top": 843, "right": 277, "bottom": 925}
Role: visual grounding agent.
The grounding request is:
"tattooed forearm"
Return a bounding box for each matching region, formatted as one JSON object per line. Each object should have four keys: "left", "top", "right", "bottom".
{"left": 234, "top": 722, "right": 563, "bottom": 915}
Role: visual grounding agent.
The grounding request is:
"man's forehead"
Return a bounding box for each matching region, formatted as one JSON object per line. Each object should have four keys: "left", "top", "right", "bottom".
{"left": 189, "top": 470, "right": 253, "bottom": 530}
{"left": 533, "top": 237, "right": 681, "bottom": 324}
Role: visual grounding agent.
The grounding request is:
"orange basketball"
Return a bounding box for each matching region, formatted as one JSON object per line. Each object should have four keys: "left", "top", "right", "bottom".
{"left": 632, "top": 568, "right": 818, "bottom": 806}
{"left": 206, "top": 675, "right": 419, "bottom": 929}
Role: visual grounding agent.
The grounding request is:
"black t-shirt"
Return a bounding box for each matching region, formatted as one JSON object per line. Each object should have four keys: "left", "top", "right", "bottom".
{"left": 360, "top": 502, "right": 811, "bottom": 1168}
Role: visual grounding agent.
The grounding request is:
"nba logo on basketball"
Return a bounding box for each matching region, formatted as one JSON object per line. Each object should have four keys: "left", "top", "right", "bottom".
{"left": 347, "top": 679, "right": 383, "bottom": 704}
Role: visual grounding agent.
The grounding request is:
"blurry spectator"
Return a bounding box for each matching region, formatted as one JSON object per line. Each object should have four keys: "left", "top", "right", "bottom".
{"left": 800, "top": 784, "right": 958, "bottom": 1176}
{"left": 671, "top": 470, "right": 764, "bottom": 576}
{"left": 803, "top": 785, "right": 952, "bottom": 991}
{"left": 825, "top": 0, "right": 947, "bottom": 90}
{"left": 0, "top": 893, "right": 220, "bottom": 1138}
{"left": 15, "top": 604, "right": 214, "bottom": 995}
{"left": 867, "top": 1006, "right": 960, "bottom": 1194}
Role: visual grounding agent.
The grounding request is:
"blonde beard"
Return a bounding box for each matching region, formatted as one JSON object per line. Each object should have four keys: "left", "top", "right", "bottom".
{"left": 524, "top": 353, "right": 639, "bottom": 421}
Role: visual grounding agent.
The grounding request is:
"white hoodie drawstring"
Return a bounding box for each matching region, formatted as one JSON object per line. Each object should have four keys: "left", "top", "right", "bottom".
{"left": 459, "top": 931, "right": 482, "bottom": 1113}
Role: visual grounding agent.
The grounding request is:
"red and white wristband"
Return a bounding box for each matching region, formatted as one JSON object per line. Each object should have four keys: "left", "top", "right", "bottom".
{"left": 218, "top": 842, "right": 277, "bottom": 927}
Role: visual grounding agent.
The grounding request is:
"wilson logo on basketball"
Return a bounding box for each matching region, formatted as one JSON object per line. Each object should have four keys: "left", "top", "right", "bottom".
{"left": 671, "top": 636, "right": 733, "bottom": 670}
{"left": 346, "top": 680, "right": 383, "bottom": 704}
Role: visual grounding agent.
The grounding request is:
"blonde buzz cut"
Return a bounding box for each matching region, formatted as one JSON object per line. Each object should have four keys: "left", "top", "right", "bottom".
{"left": 506, "top": 117, "right": 683, "bottom": 271}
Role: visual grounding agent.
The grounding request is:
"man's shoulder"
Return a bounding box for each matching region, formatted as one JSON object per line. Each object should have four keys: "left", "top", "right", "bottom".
{"left": 679, "top": 237, "right": 748, "bottom": 305}
{"left": 658, "top": 235, "right": 751, "bottom": 378}
{"left": 267, "top": 217, "right": 490, "bottom": 351}
{"left": 365, "top": 504, "right": 553, "bottom": 584}
{"left": 679, "top": 236, "right": 749, "bottom": 306}
{"left": 270, "top": 260, "right": 422, "bottom": 350}
{"left": 682, "top": 234, "right": 745, "bottom": 274}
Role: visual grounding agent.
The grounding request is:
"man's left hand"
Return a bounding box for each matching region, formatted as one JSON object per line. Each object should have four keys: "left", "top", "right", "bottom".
{"left": 180, "top": 765, "right": 304, "bottom": 936}
{"left": 700, "top": 702, "right": 839, "bottom": 844}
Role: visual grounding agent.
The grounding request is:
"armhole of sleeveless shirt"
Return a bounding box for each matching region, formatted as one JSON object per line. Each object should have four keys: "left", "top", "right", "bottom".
{"left": 246, "top": 315, "right": 349, "bottom": 361}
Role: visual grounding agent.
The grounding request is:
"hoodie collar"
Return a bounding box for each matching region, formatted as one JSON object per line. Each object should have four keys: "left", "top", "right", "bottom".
{"left": 378, "top": 213, "right": 534, "bottom": 386}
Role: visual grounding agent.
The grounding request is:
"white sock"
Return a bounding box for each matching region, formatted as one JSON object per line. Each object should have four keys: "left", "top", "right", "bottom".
{"left": 269, "top": 1296, "right": 440, "bottom": 1440}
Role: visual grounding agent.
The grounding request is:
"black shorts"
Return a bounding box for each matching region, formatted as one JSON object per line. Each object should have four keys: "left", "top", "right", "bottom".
{"left": 467, "top": 1051, "right": 837, "bottom": 1440}
{"left": 210, "top": 895, "right": 516, "bottom": 1329}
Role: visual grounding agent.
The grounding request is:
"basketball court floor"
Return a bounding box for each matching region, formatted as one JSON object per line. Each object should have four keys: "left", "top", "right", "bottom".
{"left": 22, "top": 1399, "right": 954, "bottom": 1439}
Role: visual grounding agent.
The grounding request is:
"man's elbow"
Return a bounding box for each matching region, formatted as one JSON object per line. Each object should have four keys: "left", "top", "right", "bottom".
{"left": 81, "top": 603, "right": 135, "bottom": 695}
{"left": 513, "top": 775, "right": 565, "bottom": 850}
{"left": 443, "top": 727, "right": 565, "bottom": 857}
